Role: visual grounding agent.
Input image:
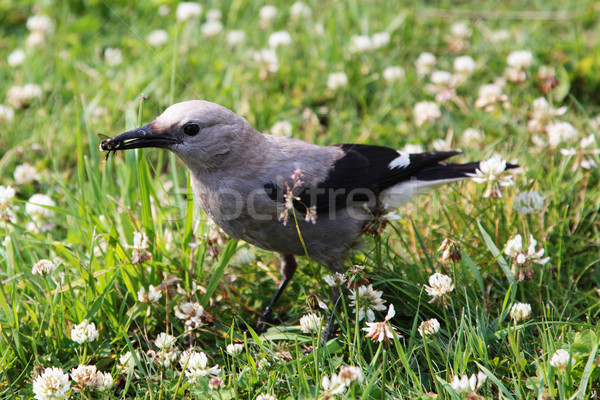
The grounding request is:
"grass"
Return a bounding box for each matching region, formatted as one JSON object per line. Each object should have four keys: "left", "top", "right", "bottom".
{"left": 1, "top": 0, "right": 600, "bottom": 399}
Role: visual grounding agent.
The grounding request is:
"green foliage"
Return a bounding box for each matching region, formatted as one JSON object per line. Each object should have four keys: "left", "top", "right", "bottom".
{"left": 0, "top": 0, "right": 599, "bottom": 399}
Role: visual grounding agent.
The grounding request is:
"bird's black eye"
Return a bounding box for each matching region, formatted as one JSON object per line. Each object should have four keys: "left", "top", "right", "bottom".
{"left": 183, "top": 123, "right": 200, "bottom": 136}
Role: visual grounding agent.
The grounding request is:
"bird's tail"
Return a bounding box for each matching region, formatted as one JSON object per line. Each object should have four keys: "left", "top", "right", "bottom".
{"left": 380, "top": 160, "right": 518, "bottom": 210}
{"left": 413, "top": 161, "right": 518, "bottom": 181}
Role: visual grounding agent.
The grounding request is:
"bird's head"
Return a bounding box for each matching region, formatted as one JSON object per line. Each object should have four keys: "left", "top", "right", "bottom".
{"left": 101, "top": 100, "right": 250, "bottom": 170}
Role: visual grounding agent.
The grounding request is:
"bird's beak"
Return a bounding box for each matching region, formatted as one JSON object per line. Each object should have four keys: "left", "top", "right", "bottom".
{"left": 100, "top": 123, "right": 181, "bottom": 153}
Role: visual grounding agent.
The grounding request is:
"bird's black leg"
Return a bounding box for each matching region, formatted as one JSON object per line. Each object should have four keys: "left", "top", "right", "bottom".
{"left": 322, "top": 286, "right": 342, "bottom": 342}
{"left": 253, "top": 254, "right": 297, "bottom": 334}
{"left": 321, "top": 260, "right": 345, "bottom": 342}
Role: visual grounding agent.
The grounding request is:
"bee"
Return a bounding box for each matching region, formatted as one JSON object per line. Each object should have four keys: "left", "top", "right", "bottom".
{"left": 98, "top": 134, "right": 121, "bottom": 161}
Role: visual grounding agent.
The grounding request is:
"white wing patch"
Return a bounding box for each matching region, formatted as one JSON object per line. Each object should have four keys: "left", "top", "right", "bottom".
{"left": 388, "top": 151, "right": 411, "bottom": 169}
{"left": 380, "top": 178, "right": 464, "bottom": 210}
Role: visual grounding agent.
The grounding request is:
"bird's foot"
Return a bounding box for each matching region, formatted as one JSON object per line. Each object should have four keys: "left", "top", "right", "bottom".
{"left": 251, "top": 320, "right": 269, "bottom": 335}
{"left": 249, "top": 314, "right": 280, "bottom": 335}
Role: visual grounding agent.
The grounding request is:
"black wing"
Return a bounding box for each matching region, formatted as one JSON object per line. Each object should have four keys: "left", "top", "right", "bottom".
{"left": 264, "top": 144, "right": 472, "bottom": 215}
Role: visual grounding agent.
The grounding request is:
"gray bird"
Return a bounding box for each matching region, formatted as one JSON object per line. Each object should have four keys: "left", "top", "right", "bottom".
{"left": 101, "top": 100, "right": 514, "bottom": 336}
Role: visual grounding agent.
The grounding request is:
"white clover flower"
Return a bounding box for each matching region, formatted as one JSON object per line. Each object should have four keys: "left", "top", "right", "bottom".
{"left": 0, "top": 105, "right": 14, "bottom": 123}
{"left": 507, "top": 50, "right": 533, "bottom": 70}
{"left": 349, "top": 284, "right": 386, "bottom": 321}
{"left": 32, "top": 367, "right": 70, "bottom": 400}
{"left": 7, "top": 84, "right": 42, "bottom": 109}
{"left": 580, "top": 133, "right": 596, "bottom": 149}
{"left": 256, "top": 395, "right": 278, "bottom": 400}
{"left": 208, "top": 377, "right": 224, "bottom": 389}
{"left": 268, "top": 30, "right": 291, "bottom": 48}
{"left": 424, "top": 273, "right": 454, "bottom": 302}
{"left": 96, "top": 372, "right": 113, "bottom": 391}
{"left": 137, "top": 284, "right": 162, "bottom": 303}
{"left": 104, "top": 48, "right": 122, "bottom": 66}
{"left": 428, "top": 71, "right": 457, "bottom": 102}
{"left": 327, "top": 72, "right": 348, "bottom": 90}
{"left": 7, "top": 49, "right": 25, "bottom": 67}
{"left": 527, "top": 97, "right": 567, "bottom": 132}
{"left": 71, "top": 365, "right": 100, "bottom": 391}
{"left": 26, "top": 194, "right": 56, "bottom": 219}
{"left": 550, "top": 349, "right": 575, "bottom": 371}
{"left": 254, "top": 49, "right": 279, "bottom": 80}
{"left": 547, "top": 121, "right": 578, "bottom": 148}
{"left": 415, "top": 52, "right": 436, "bottom": 76}
{"left": 538, "top": 65, "right": 556, "bottom": 81}
{"left": 450, "top": 374, "right": 470, "bottom": 394}
{"left": 201, "top": 20, "right": 223, "bottom": 37}
{"left": 131, "top": 231, "right": 152, "bottom": 263}
{"left": 32, "top": 259, "right": 57, "bottom": 277}
{"left": 474, "top": 83, "right": 508, "bottom": 111}
{"left": 118, "top": 351, "right": 140, "bottom": 375}
{"left": 467, "top": 154, "right": 514, "bottom": 198}
{"left": 349, "top": 35, "right": 372, "bottom": 53}
{"left": 453, "top": 55, "right": 476, "bottom": 80}
{"left": 0, "top": 186, "right": 15, "bottom": 208}
{"left": 432, "top": 138, "right": 450, "bottom": 151}
{"left": 504, "top": 234, "right": 550, "bottom": 270}
{"left": 337, "top": 366, "right": 364, "bottom": 386}
{"left": 462, "top": 128, "right": 484, "bottom": 146}
{"left": 512, "top": 191, "right": 544, "bottom": 215}
{"left": 147, "top": 348, "right": 179, "bottom": 368}
{"left": 290, "top": 1, "right": 312, "bottom": 19}
{"left": 372, "top": 32, "right": 391, "bottom": 48}
{"left": 314, "top": 23, "right": 325, "bottom": 35}
{"left": 132, "top": 231, "right": 147, "bottom": 249}
{"left": 259, "top": 5, "right": 277, "bottom": 27}
{"left": 505, "top": 50, "right": 533, "bottom": 83}
{"left": 362, "top": 320, "right": 396, "bottom": 342}
{"left": 362, "top": 304, "right": 398, "bottom": 342}
{"left": 26, "top": 32, "right": 45, "bottom": 48}
{"left": 175, "top": 302, "right": 204, "bottom": 327}
{"left": 524, "top": 235, "right": 550, "bottom": 265}
{"left": 504, "top": 234, "right": 523, "bottom": 257}
{"left": 505, "top": 69, "right": 526, "bottom": 84}
{"left": 559, "top": 148, "right": 577, "bottom": 156}
{"left": 323, "top": 272, "right": 347, "bottom": 287}
{"left": 450, "top": 22, "right": 471, "bottom": 38}
{"left": 226, "top": 30, "right": 246, "bottom": 47}
{"left": 255, "top": 358, "right": 271, "bottom": 370}
{"left": 206, "top": 9, "right": 222, "bottom": 21}
{"left": 450, "top": 372, "right": 487, "bottom": 394}
{"left": 14, "top": 162, "right": 39, "bottom": 184}
{"left": 176, "top": 2, "right": 203, "bottom": 21}
{"left": 226, "top": 343, "right": 244, "bottom": 356}
{"left": 230, "top": 247, "right": 256, "bottom": 266}
{"left": 579, "top": 158, "right": 598, "bottom": 170}
{"left": 413, "top": 101, "right": 441, "bottom": 127}
{"left": 322, "top": 373, "right": 346, "bottom": 395}
{"left": 27, "top": 15, "right": 54, "bottom": 34}
{"left": 270, "top": 120, "right": 293, "bottom": 137}
{"left": 71, "top": 320, "right": 99, "bottom": 344}
{"left": 299, "top": 313, "right": 322, "bottom": 333}
{"left": 383, "top": 66, "right": 405, "bottom": 83}
{"left": 158, "top": 4, "right": 170, "bottom": 16}
{"left": 419, "top": 318, "right": 440, "bottom": 337}
{"left": 155, "top": 332, "right": 177, "bottom": 350}
{"left": 510, "top": 302, "right": 532, "bottom": 322}
{"left": 180, "top": 350, "right": 221, "bottom": 381}
{"left": 147, "top": 30, "right": 169, "bottom": 47}
{"left": 430, "top": 70, "right": 454, "bottom": 86}
{"left": 487, "top": 29, "right": 510, "bottom": 42}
